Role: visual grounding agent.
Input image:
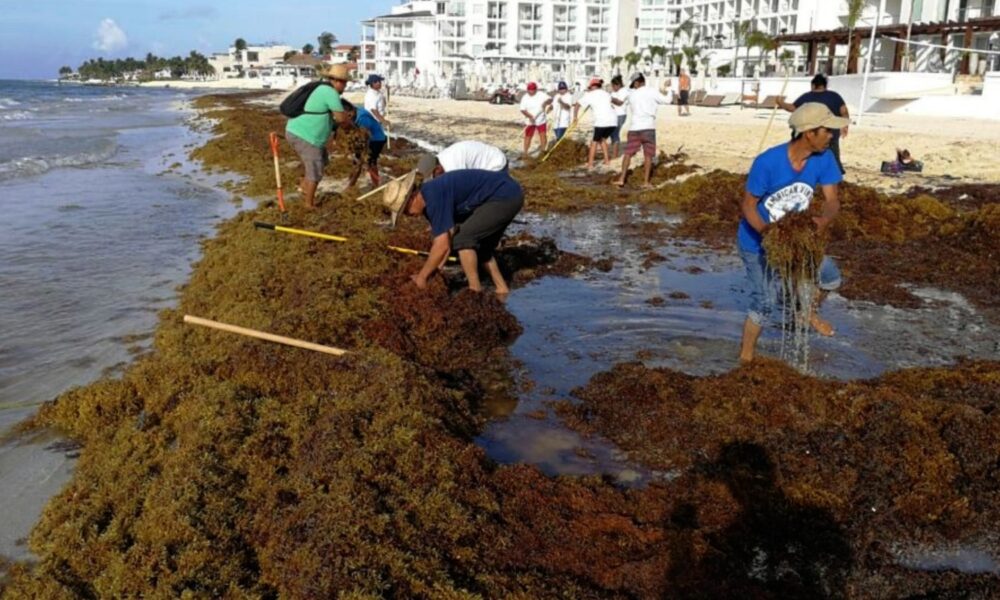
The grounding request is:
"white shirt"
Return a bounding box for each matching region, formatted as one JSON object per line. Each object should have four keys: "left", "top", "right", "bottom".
{"left": 577, "top": 89, "right": 617, "bottom": 128}
{"left": 627, "top": 85, "right": 672, "bottom": 131}
{"left": 611, "top": 88, "right": 630, "bottom": 117}
{"left": 519, "top": 91, "right": 550, "bottom": 125}
{"left": 364, "top": 88, "right": 386, "bottom": 117}
{"left": 552, "top": 91, "right": 574, "bottom": 129}
{"left": 438, "top": 141, "right": 508, "bottom": 172}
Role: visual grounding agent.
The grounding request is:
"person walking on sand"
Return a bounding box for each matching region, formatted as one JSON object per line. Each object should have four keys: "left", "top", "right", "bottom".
{"left": 519, "top": 82, "right": 552, "bottom": 158}
{"left": 609, "top": 75, "right": 630, "bottom": 159}
{"left": 415, "top": 140, "right": 508, "bottom": 180}
{"left": 363, "top": 74, "right": 390, "bottom": 129}
{"left": 777, "top": 74, "right": 849, "bottom": 174}
{"left": 284, "top": 63, "right": 353, "bottom": 208}
{"left": 574, "top": 77, "right": 618, "bottom": 170}
{"left": 339, "top": 99, "right": 385, "bottom": 189}
{"left": 383, "top": 169, "right": 524, "bottom": 296}
{"left": 552, "top": 81, "right": 574, "bottom": 141}
{"left": 737, "top": 103, "right": 849, "bottom": 363}
{"left": 613, "top": 73, "right": 673, "bottom": 189}
{"left": 677, "top": 69, "right": 692, "bottom": 117}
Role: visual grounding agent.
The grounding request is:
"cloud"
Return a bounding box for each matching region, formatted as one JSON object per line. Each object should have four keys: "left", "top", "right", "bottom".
{"left": 93, "top": 18, "right": 127, "bottom": 53}
{"left": 158, "top": 6, "right": 217, "bottom": 21}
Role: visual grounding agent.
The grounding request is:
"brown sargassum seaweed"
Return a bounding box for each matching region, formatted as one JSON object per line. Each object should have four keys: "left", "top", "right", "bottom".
{"left": 3, "top": 94, "right": 999, "bottom": 599}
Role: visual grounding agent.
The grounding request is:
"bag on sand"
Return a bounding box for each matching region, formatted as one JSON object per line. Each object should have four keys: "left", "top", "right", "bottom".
{"left": 279, "top": 81, "right": 331, "bottom": 118}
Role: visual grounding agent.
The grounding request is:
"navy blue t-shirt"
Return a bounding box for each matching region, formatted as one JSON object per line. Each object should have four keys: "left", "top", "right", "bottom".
{"left": 737, "top": 142, "right": 842, "bottom": 254}
{"left": 422, "top": 169, "right": 523, "bottom": 236}
{"left": 793, "top": 90, "right": 847, "bottom": 138}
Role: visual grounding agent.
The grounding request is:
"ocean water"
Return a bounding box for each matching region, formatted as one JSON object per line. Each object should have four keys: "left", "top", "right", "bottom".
{"left": 0, "top": 80, "right": 241, "bottom": 429}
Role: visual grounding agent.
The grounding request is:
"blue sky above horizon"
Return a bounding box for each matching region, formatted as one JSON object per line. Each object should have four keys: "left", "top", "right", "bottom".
{"left": 0, "top": 1, "right": 399, "bottom": 79}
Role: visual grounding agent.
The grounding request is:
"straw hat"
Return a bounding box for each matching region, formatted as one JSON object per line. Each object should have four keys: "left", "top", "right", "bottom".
{"left": 316, "top": 63, "right": 350, "bottom": 81}
{"left": 382, "top": 170, "right": 418, "bottom": 227}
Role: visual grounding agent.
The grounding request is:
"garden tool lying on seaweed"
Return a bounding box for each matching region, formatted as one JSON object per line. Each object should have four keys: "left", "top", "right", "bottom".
{"left": 541, "top": 105, "right": 589, "bottom": 163}
{"left": 253, "top": 221, "right": 456, "bottom": 262}
{"left": 184, "top": 315, "right": 347, "bottom": 356}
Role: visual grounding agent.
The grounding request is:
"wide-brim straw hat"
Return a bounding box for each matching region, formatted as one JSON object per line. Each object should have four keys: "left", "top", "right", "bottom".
{"left": 382, "top": 170, "right": 418, "bottom": 227}
{"left": 316, "top": 63, "right": 350, "bottom": 81}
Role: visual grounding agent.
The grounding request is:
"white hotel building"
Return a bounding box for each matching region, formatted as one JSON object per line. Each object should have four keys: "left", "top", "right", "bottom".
{"left": 360, "top": 0, "right": 998, "bottom": 85}
{"left": 360, "top": 0, "right": 639, "bottom": 85}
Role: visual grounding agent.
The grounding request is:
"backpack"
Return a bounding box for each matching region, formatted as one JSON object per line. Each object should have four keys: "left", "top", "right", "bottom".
{"left": 279, "top": 80, "right": 331, "bottom": 118}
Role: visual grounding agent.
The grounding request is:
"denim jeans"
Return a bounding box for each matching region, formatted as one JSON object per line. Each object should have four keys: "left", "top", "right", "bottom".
{"left": 554, "top": 127, "right": 567, "bottom": 141}
{"left": 741, "top": 250, "right": 842, "bottom": 326}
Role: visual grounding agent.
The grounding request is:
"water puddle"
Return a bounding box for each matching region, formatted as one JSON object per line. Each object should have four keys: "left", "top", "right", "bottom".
{"left": 477, "top": 205, "right": 1000, "bottom": 481}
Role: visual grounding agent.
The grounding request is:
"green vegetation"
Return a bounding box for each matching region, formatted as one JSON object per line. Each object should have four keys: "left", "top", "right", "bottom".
{"left": 75, "top": 52, "right": 214, "bottom": 82}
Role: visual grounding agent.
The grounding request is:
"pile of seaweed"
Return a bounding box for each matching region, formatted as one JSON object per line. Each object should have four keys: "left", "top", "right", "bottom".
{"left": 556, "top": 359, "right": 1000, "bottom": 598}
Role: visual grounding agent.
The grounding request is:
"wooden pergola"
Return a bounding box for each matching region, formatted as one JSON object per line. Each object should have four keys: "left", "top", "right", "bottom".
{"left": 776, "top": 16, "right": 1000, "bottom": 76}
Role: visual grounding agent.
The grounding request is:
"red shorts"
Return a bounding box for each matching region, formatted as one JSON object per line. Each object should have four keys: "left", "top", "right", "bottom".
{"left": 524, "top": 124, "right": 547, "bottom": 137}
{"left": 624, "top": 130, "right": 657, "bottom": 159}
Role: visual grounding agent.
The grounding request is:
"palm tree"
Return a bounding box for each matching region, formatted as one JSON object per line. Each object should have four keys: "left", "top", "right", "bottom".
{"left": 846, "top": 0, "right": 867, "bottom": 74}
{"left": 647, "top": 45, "right": 668, "bottom": 74}
{"left": 747, "top": 30, "right": 779, "bottom": 73}
{"left": 234, "top": 38, "right": 247, "bottom": 52}
{"left": 670, "top": 18, "right": 697, "bottom": 75}
{"left": 283, "top": 50, "right": 299, "bottom": 61}
{"left": 317, "top": 32, "right": 337, "bottom": 57}
{"left": 58, "top": 65, "right": 72, "bottom": 77}
{"left": 733, "top": 19, "right": 754, "bottom": 75}
{"left": 302, "top": 43, "right": 314, "bottom": 56}
{"left": 610, "top": 55, "right": 623, "bottom": 75}
{"left": 624, "top": 50, "right": 642, "bottom": 74}
{"left": 682, "top": 44, "right": 702, "bottom": 73}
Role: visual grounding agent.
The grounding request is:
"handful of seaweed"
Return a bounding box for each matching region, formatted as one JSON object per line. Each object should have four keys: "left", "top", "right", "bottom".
{"left": 762, "top": 210, "right": 829, "bottom": 369}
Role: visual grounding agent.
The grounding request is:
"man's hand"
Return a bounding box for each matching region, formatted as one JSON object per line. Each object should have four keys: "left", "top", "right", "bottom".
{"left": 410, "top": 273, "right": 428, "bottom": 289}
{"left": 841, "top": 126, "right": 849, "bottom": 138}
{"left": 813, "top": 215, "right": 832, "bottom": 232}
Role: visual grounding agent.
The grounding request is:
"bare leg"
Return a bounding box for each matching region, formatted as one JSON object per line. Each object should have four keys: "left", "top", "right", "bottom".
{"left": 587, "top": 142, "right": 597, "bottom": 169}
{"left": 739, "top": 317, "right": 763, "bottom": 363}
{"left": 642, "top": 154, "right": 655, "bottom": 186}
{"left": 522, "top": 133, "right": 531, "bottom": 158}
{"left": 301, "top": 178, "right": 318, "bottom": 208}
{"left": 614, "top": 153, "right": 633, "bottom": 186}
{"left": 483, "top": 258, "right": 509, "bottom": 295}
{"left": 345, "top": 163, "right": 363, "bottom": 189}
{"left": 809, "top": 290, "right": 835, "bottom": 336}
{"left": 458, "top": 249, "right": 482, "bottom": 291}
{"left": 601, "top": 140, "right": 611, "bottom": 164}
{"left": 537, "top": 131, "right": 547, "bottom": 156}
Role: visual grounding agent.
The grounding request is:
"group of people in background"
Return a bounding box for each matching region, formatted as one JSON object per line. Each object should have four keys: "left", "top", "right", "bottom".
{"left": 282, "top": 63, "right": 852, "bottom": 363}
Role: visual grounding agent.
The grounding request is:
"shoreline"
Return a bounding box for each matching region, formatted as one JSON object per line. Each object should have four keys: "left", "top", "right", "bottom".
{"left": 2, "top": 90, "right": 998, "bottom": 597}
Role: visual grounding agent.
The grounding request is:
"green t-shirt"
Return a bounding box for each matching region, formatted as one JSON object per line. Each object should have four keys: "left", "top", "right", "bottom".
{"left": 285, "top": 83, "right": 344, "bottom": 147}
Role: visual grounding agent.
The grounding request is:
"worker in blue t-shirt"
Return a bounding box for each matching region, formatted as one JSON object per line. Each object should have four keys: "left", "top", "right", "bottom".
{"left": 737, "top": 103, "right": 849, "bottom": 363}
{"left": 777, "top": 74, "right": 850, "bottom": 174}
{"left": 382, "top": 169, "right": 524, "bottom": 296}
{"left": 340, "top": 99, "right": 387, "bottom": 188}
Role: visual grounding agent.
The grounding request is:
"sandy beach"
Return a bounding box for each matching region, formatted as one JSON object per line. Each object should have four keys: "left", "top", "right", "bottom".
{"left": 351, "top": 93, "right": 1000, "bottom": 192}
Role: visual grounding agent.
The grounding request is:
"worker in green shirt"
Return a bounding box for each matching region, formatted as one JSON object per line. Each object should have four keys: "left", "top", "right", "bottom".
{"left": 285, "top": 63, "right": 353, "bottom": 208}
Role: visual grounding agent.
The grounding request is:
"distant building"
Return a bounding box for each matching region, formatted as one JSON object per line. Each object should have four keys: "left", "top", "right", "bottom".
{"left": 208, "top": 44, "right": 294, "bottom": 79}
{"left": 329, "top": 44, "right": 359, "bottom": 63}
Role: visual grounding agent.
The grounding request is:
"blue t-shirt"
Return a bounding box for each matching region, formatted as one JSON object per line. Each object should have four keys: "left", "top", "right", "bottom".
{"left": 354, "top": 107, "right": 386, "bottom": 142}
{"left": 793, "top": 90, "right": 846, "bottom": 138}
{"left": 737, "top": 142, "right": 842, "bottom": 254}
{"left": 422, "top": 169, "right": 523, "bottom": 236}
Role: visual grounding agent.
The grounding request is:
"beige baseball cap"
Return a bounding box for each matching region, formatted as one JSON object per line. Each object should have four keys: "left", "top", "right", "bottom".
{"left": 789, "top": 102, "right": 850, "bottom": 135}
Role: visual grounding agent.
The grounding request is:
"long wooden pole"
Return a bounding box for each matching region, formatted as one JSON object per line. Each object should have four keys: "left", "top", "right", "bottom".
{"left": 268, "top": 132, "right": 286, "bottom": 212}
{"left": 756, "top": 73, "right": 790, "bottom": 155}
{"left": 541, "top": 105, "right": 589, "bottom": 163}
{"left": 183, "top": 315, "right": 348, "bottom": 356}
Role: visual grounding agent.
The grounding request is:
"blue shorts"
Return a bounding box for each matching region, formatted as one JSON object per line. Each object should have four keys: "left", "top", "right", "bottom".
{"left": 611, "top": 114, "right": 627, "bottom": 144}
{"left": 554, "top": 127, "right": 567, "bottom": 141}
{"left": 741, "top": 249, "right": 842, "bottom": 326}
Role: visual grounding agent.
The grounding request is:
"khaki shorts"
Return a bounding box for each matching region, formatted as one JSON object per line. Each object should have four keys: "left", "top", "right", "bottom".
{"left": 286, "top": 132, "right": 328, "bottom": 182}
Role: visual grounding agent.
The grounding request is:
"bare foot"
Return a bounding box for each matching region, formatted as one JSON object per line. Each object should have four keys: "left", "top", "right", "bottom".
{"left": 738, "top": 353, "right": 754, "bottom": 364}
{"left": 640, "top": 183, "right": 654, "bottom": 190}
{"left": 612, "top": 179, "right": 625, "bottom": 187}
{"left": 810, "top": 314, "right": 835, "bottom": 336}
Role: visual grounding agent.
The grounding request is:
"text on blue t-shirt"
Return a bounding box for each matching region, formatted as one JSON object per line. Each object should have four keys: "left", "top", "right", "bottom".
{"left": 737, "top": 142, "right": 842, "bottom": 254}
{"left": 421, "top": 169, "right": 523, "bottom": 237}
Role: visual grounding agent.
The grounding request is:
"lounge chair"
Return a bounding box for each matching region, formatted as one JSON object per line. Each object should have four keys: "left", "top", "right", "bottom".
{"left": 699, "top": 95, "right": 725, "bottom": 107}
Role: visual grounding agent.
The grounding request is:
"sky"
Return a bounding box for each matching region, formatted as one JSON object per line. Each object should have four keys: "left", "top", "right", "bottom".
{"left": 0, "top": 0, "right": 399, "bottom": 79}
